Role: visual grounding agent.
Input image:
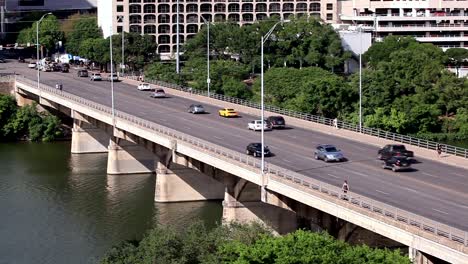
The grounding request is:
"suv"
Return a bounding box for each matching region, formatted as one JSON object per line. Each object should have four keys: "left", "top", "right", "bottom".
{"left": 77, "top": 69, "right": 88, "bottom": 77}
{"left": 314, "top": 144, "right": 345, "bottom": 162}
{"left": 248, "top": 120, "right": 272, "bottom": 131}
{"left": 378, "top": 144, "right": 414, "bottom": 160}
{"left": 150, "top": 89, "right": 166, "bottom": 98}
{"left": 382, "top": 156, "right": 411, "bottom": 172}
{"left": 266, "top": 116, "right": 286, "bottom": 129}
{"left": 90, "top": 73, "right": 102, "bottom": 81}
{"left": 188, "top": 104, "right": 205, "bottom": 114}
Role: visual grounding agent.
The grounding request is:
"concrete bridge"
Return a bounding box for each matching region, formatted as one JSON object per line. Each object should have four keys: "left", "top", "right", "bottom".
{"left": 5, "top": 73, "right": 468, "bottom": 264}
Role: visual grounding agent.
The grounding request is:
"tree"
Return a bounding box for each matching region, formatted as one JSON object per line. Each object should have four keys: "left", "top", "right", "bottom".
{"left": 15, "top": 15, "right": 64, "bottom": 54}
{"left": 111, "top": 32, "right": 158, "bottom": 71}
{"left": 445, "top": 48, "right": 468, "bottom": 76}
{"left": 64, "top": 15, "right": 102, "bottom": 55}
{"left": 363, "top": 36, "right": 417, "bottom": 68}
{"left": 145, "top": 62, "right": 181, "bottom": 84}
{"left": 79, "top": 38, "right": 109, "bottom": 65}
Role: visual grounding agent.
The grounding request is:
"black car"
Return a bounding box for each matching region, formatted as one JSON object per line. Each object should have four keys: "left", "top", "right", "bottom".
{"left": 266, "top": 116, "right": 286, "bottom": 129}
{"left": 246, "top": 143, "right": 271, "bottom": 157}
{"left": 378, "top": 144, "right": 414, "bottom": 160}
{"left": 382, "top": 156, "right": 412, "bottom": 172}
{"left": 0, "top": 57, "right": 6, "bottom": 63}
{"left": 77, "top": 69, "right": 88, "bottom": 77}
{"left": 60, "top": 64, "right": 69, "bottom": 73}
{"left": 18, "top": 56, "right": 25, "bottom": 63}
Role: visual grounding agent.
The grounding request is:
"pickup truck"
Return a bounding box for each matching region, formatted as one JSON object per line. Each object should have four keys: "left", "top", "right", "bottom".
{"left": 378, "top": 144, "right": 414, "bottom": 160}
{"left": 248, "top": 120, "right": 272, "bottom": 131}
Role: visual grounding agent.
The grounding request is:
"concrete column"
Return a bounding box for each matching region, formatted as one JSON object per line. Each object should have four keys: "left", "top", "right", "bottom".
{"left": 71, "top": 118, "right": 109, "bottom": 154}
{"left": 154, "top": 160, "right": 224, "bottom": 202}
{"left": 107, "top": 137, "right": 155, "bottom": 174}
{"left": 222, "top": 180, "right": 297, "bottom": 235}
{"left": 15, "top": 92, "right": 34, "bottom": 107}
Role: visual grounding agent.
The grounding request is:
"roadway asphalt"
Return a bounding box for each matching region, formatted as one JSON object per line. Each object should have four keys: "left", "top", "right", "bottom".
{"left": 4, "top": 62, "right": 468, "bottom": 231}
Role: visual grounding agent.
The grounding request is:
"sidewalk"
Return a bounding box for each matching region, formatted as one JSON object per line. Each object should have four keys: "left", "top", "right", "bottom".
{"left": 123, "top": 78, "right": 468, "bottom": 171}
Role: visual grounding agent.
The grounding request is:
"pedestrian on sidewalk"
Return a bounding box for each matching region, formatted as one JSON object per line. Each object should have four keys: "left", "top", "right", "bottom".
{"left": 437, "top": 144, "right": 442, "bottom": 158}
{"left": 333, "top": 118, "right": 338, "bottom": 129}
{"left": 342, "top": 180, "right": 349, "bottom": 200}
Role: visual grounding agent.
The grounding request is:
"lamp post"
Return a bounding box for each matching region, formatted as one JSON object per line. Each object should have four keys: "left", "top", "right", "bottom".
{"left": 200, "top": 16, "right": 210, "bottom": 97}
{"left": 176, "top": 0, "right": 180, "bottom": 74}
{"left": 36, "top": 12, "right": 52, "bottom": 89}
{"left": 118, "top": 16, "right": 125, "bottom": 76}
{"left": 109, "top": 27, "right": 115, "bottom": 125}
{"left": 358, "top": 25, "right": 363, "bottom": 133}
{"left": 260, "top": 20, "right": 285, "bottom": 201}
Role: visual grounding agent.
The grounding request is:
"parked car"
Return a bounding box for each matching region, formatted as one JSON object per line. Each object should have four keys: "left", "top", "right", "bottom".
{"left": 314, "top": 144, "right": 345, "bottom": 162}
{"left": 218, "top": 108, "right": 238, "bottom": 117}
{"left": 18, "top": 56, "right": 25, "bottom": 63}
{"left": 52, "top": 63, "right": 61, "bottom": 72}
{"left": 150, "top": 89, "right": 166, "bottom": 98}
{"left": 137, "top": 83, "right": 152, "bottom": 91}
{"left": 266, "top": 116, "right": 286, "bottom": 129}
{"left": 188, "top": 104, "right": 205, "bottom": 114}
{"left": 60, "top": 63, "right": 69, "bottom": 73}
{"left": 382, "top": 156, "right": 412, "bottom": 172}
{"left": 77, "top": 69, "right": 88, "bottom": 77}
{"left": 247, "top": 120, "right": 272, "bottom": 131}
{"left": 0, "top": 57, "right": 6, "bottom": 63}
{"left": 90, "top": 73, "right": 102, "bottom": 81}
{"left": 41, "top": 64, "right": 52, "bottom": 72}
{"left": 107, "top": 73, "right": 119, "bottom": 82}
{"left": 27, "top": 62, "right": 36, "bottom": 69}
{"left": 246, "top": 143, "right": 271, "bottom": 157}
{"left": 378, "top": 144, "right": 414, "bottom": 160}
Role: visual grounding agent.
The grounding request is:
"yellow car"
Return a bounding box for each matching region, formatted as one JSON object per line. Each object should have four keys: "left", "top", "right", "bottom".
{"left": 218, "top": 108, "right": 238, "bottom": 117}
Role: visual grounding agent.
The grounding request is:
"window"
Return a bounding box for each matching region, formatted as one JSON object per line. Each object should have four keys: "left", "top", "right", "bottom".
{"left": 19, "top": 0, "right": 44, "bottom": 6}
{"left": 326, "top": 3, "right": 332, "bottom": 10}
{"left": 117, "top": 5, "right": 124, "bottom": 12}
{"left": 117, "top": 15, "right": 124, "bottom": 22}
{"left": 326, "top": 13, "right": 333, "bottom": 20}
{"left": 117, "top": 26, "right": 123, "bottom": 33}
{"left": 117, "top": 0, "right": 123, "bottom": 2}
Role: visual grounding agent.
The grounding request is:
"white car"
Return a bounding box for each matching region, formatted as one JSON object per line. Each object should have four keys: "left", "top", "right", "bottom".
{"left": 248, "top": 120, "right": 272, "bottom": 131}
{"left": 137, "top": 83, "right": 152, "bottom": 91}
{"left": 107, "top": 73, "right": 119, "bottom": 82}
{"left": 150, "top": 89, "right": 166, "bottom": 98}
{"left": 27, "top": 62, "right": 36, "bottom": 69}
{"left": 90, "top": 73, "right": 102, "bottom": 81}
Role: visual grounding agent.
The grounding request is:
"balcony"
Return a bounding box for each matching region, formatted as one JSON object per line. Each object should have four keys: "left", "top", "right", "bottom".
{"left": 341, "top": 12, "right": 468, "bottom": 22}
{"left": 376, "top": 23, "right": 468, "bottom": 32}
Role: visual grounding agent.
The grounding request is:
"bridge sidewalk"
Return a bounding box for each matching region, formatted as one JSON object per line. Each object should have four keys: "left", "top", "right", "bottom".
{"left": 123, "top": 78, "right": 468, "bottom": 171}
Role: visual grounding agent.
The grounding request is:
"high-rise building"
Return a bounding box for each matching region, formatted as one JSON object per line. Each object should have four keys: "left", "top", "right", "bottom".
{"left": 97, "top": 0, "right": 468, "bottom": 58}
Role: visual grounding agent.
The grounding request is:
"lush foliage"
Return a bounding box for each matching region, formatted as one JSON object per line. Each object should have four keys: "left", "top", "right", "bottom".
{"left": 63, "top": 14, "right": 102, "bottom": 55}
{"left": 100, "top": 222, "right": 410, "bottom": 264}
{"left": 0, "top": 95, "right": 62, "bottom": 142}
{"left": 16, "top": 15, "right": 64, "bottom": 52}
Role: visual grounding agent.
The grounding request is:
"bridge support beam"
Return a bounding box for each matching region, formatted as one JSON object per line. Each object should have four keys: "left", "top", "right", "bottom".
{"left": 107, "top": 137, "right": 155, "bottom": 175}
{"left": 154, "top": 151, "right": 224, "bottom": 202}
{"left": 71, "top": 111, "right": 109, "bottom": 154}
{"left": 222, "top": 177, "right": 297, "bottom": 235}
{"left": 15, "top": 90, "right": 35, "bottom": 107}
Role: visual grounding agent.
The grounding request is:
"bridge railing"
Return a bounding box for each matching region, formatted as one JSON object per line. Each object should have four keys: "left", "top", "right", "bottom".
{"left": 127, "top": 75, "right": 468, "bottom": 159}
{"left": 15, "top": 76, "right": 468, "bottom": 248}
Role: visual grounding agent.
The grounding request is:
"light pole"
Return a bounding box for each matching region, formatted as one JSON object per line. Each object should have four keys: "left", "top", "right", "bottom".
{"left": 358, "top": 25, "right": 363, "bottom": 133}
{"left": 200, "top": 16, "right": 210, "bottom": 97}
{"left": 176, "top": 0, "right": 180, "bottom": 74}
{"left": 118, "top": 16, "right": 125, "bottom": 76}
{"left": 260, "top": 20, "right": 285, "bottom": 201}
{"left": 109, "top": 27, "right": 115, "bottom": 125}
{"left": 36, "top": 12, "right": 52, "bottom": 89}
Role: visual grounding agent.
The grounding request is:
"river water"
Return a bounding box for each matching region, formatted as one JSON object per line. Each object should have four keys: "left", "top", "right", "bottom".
{"left": 0, "top": 142, "right": 222, "bottom": 264}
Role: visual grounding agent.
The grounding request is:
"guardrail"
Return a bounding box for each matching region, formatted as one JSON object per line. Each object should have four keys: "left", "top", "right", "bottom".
{"left": 126, "top": 75, "right": 468, "bottom": 159}
{"left": 14, "top": 75, "right": 468, "bottom": 249}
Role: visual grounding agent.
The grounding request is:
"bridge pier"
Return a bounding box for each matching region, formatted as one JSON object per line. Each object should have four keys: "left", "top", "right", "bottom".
{"left": 222, "top": 177, "right": 297, "bottom": 235}
{"left": 107, "top": 137, "right": 155, "bottom": 175}
{"left": 71, "top": 111, "right": 109, "bottom": 154}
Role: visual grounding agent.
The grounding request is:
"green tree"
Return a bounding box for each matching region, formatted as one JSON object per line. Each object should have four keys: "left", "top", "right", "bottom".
{"left": 79, "top": 38, "right": 109, "bottom": 65}
{"left": 16, "top": 15, "right": 64, "bottom": 54}
{"left": 111, "top": 32, "right": 158, "bottom": 71}
{"left": 445, "top": 48, "right": 468, "bottom": 76}
{"left": 65, "top": 15, "right": 102, "bottom": 55}
{"left": 145, "top": 62, "right": 181, "bottom": 84}
{"left": 363, "top": 36, "right": 417, "bottom": 67}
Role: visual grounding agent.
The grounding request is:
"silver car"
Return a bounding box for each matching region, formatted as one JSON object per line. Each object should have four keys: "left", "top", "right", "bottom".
{"left": 150, "top": 89, "right": 166, "bottom": 98}
{"left": 314, "top": 144, "right": 345, "bottom": 162}
{"left": 188, "top": 104, "right": 205, "bottom": 114}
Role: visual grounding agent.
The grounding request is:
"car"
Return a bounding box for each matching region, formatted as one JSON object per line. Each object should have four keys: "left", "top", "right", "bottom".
{"left": 27, "top": 62, "right": 36, "bottom": 69}
{"left": 188, "top": 104, "right": 205, "bottom": 114}
{"left": 107, "top": 73, "right": 119, "bottom": 82}
{"left": 41, "top": 64, "right": 52, "bottom": 72}
{"left": 90, "top": 73, "right": 102, "bottom": 81}
{"left": 0, "top": 57, "right": 5, "bottom": 63}
{"left": 137, "top": 83, "right": 152, "bottom": 91}
{"left": 314, "top": 144, "right": 345, "bottom": 162}
{"left": 218, "top": 108, "right": 238, "bottom": 117}
{"left": 77, "top": 69, "right": 88, "bottom": 77}
{"left": 382, "top": 156, "right": 411, "bottom": 172}
{"left": 60, "top": 63, "right": 69, "bottom": 73}
{"left": 378, "top": 144, "right": 414, "bottom": 160}
{"left": 266, "top": 116, "right": 286, "bottom": 129}
{"left": 18, "top": 56, "right": 25, "bottom": 63}
{"left": 247, "top": 120, "right": 272, "bottom": 131}
{"left": 246, "top": 143, "right": 271, "bottom": 157}
{"left": 150, "top": 89, "right": 166, "bottom": 98}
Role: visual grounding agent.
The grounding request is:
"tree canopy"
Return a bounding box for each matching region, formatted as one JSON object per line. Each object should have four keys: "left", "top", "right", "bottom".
{"left": 63, "top": 14, "right": 102, "bottom": 55}
{"left": 16, "top": 15, "right": 64, "bottom": 52}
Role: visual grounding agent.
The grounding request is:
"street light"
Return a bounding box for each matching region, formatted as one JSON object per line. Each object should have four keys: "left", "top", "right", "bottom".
{"left": 200, "top": 16, "right": 210, "bottom": 97}
{"left": 36, "top": 12, "right": 52, "bottom": 89}
{"left": 175, "top": 0, "right": 180, "bottom": 74}
{"left": 109, "top": 27, "right": 115, "bottom": 125}
{"left": 118, "top": 16, "right": 125, "bottom": 76}
{"left": 358, "top": 25, "right": 363, "bottom": 133}
{"left": 260, "top": 20, "right": 286, "bottom": 201}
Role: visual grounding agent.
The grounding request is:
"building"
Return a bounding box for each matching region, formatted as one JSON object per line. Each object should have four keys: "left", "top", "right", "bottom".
{"left": 98, "top": 0, "right": 468, "bottom": 58}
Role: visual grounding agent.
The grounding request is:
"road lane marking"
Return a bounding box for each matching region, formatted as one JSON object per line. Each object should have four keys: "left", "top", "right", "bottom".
{"left": 350, "top": 171, "right": 369, "bottom": 178}
{"left": 375, "top": 189, "right": 389, "bottom": 195}
{"left": 453, "top": 204, "right": 468, "bottom": 210}
{"left": 432, "top": 209, "right": 449, "bottom": 215}
{"left": 452, "top": 172, "right": 465, "bottom": 177}
{"left": 160, "top": 119, "right": 167, "bottom": 122}
{"left": 327, "top": 173, "right": 339, "bottom": 179}
{"left": 282, "top": 159, "right": 292, "bottom": 163}
{"left": 287, "top": 135, "right": 297, "bottom": 139}
{"left": 403, "top": 187, "right": 419, "bottom": 193}
{"left": 422, "top": 172, "right": 439, "bottom": 178}
{"left": 213, "top": 136, "right": 222, "bottom": 140}
{"left": 352, "top": 146, "right": 367, "bottom": 151}
{"left": 184, "top": 126, "right": 191, "bottom": 130}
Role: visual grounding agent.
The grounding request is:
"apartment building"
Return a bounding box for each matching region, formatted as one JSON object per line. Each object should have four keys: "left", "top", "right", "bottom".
{"left": 98, "top": 0, "right": 468, "bottom": 57}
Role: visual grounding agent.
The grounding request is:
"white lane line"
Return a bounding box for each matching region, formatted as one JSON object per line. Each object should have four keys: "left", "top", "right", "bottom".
{"left": 282, "top": 159, "right": 292, "bottom": 163}
{"left": 375, "top": 189, "right": 389, "bottom": 195}
{"left": 432, "top": 208, "right": 449, "bottom": 215}
{"left": 287, "top": 135, "right": 297, "bottom": 139}
{"left": 160, "top": 119, "right": 167, "bottom": 122}
{"left": 403, "top": 187, "right": 419, "bottom": 193}
{"left": 353, "top": 146, "right": 367, "bottom": 151}
{"left": 327, "top": 173, "right": 339, "bottom": 179}
{"left": 453, "top": 204, "right": 468, "bottom": 210}
{"left": 452, "top": 172, "right": 465, "bottom": 177}
{"left": 422, "top": 172, "right": 439, "bottom": 178}
{"left": 184, "top": 126, "right": 191, "bottom": 130}
{"left": 350, "top": 171, "right": 369, "bottom": 178}
{"left": 213, "top": 136, "right": 222, "bottom": 140}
